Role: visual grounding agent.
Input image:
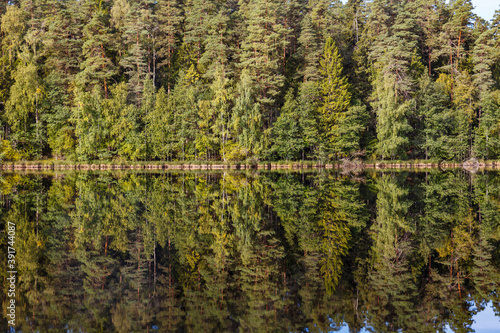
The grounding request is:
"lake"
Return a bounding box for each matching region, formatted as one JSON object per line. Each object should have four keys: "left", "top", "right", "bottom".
{"left": 1, "top": 169, "right": 499, "bottom": 332}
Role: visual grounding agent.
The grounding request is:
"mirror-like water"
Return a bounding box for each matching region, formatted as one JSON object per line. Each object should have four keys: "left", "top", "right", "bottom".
{"left": 1, "top": 170, "right": 499, "bottom": 332}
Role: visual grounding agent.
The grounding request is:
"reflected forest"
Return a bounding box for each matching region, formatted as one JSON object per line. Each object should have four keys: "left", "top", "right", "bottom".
{"left": 1, "top": 170, "right": 500, "bottom": 332}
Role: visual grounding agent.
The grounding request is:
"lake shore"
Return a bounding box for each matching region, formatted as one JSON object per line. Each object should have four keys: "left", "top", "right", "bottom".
{"left": 1, "top": 159, "right": 499, "bottom": 171}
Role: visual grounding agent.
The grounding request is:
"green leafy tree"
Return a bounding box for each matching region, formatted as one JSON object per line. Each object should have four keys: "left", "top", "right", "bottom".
{"left": 230, "top": 70, "right": 262, "bottom": 161}
{"left": 147, "top": 87, "right": 175, "bottom": 160}
{"left": 5, "top": 50, "right": 45, "bottom": 157}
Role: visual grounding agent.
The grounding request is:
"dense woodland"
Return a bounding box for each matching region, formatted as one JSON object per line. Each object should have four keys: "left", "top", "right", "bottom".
{"left": 0, "top": 0, "right": 500, "bottom": 162}
{"left": 1, "top": 170, "right": 500, "bottom": 331}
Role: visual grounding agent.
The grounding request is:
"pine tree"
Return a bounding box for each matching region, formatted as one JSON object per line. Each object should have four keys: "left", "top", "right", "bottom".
{"left": 199, "top": 6, "right": 233, "bottom": 80}
{"left": 237, "top": 0, "right": 289, "bottom": 126}
{"left": 436, "top": 0, "right": 475, "bottom": 100}
{"left": 156, "top": 0, "right": 182, "bottom": 92}
{"left": 414, "top": 0, "right": 447, "bottom": 76}
{"left": 181, "top": 0, "right": 216, "bottom": 71}
{"left": 369, "top": 0, "right": 419, "bottom": 98}
{"left": 112, "top": 0, "right": 155, "bottom": 105}
{"left": 297, "top": 0, "right": 336, "bottom": 82}
{"left": 77, "top": 0, "right": 117, "bottom": 97}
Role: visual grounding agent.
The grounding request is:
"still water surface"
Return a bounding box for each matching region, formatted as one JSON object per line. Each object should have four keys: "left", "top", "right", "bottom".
{"left": 1, "top": 169, "right": 499, "bottom": 332}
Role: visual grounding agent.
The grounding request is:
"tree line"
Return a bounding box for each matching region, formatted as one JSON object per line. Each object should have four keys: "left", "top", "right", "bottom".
{"left": 1, "top": 170, "right": 499, "bottom": 331}
{"left": 0, "top": 0, "right": 500, "bottom": 162}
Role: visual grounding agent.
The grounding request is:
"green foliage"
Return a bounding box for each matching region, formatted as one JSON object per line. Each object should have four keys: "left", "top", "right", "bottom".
{"left": 268, "top": 89, "right": 304, "bottom": 160}
{"left": 318, "top": 37, "right": 352, "bottom": 159}
{"left": 417, "top": 75, "right": 468, "bottom": 161}
{"left": 475, "top": 91, "right": 500, "bottom": 159}
{"left": 0, "top": 0, "right": 498, "bottom": 162}
{"left": 373, "top": 75, "right": 413, "bottom": 159}
{"left": 147, "top": 87, "right": 175, "bottom": 160}
{"left": 0, "top": 139, "right": 21, "bottom": 161}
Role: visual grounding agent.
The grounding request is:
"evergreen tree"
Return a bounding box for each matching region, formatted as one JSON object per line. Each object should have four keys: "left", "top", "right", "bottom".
{"left": 334, "top": 104, "right": 368, "bottom": 157}
{"left": 417, "top": 75, "right": 457, "bottom": 160}
{"left": 112, "top": 0, "right": 155, "bottom": 105}
{"left": 318, "top": 37, "right": 351, "bottom": 159}
{"left": 269, "top": 89, "right": 303, "bottom": 161}
{"left": 171, "top": 67, "right": 201, "bottom": 160}
{"left": 436, "top": 0, "right": 475, "bottom": 100}
{"left": 297, "top": 81, "right": 320, "bottom": 160}
{"left": 297, "top": 0, "right": 331, "bottom": 82}
{"left": 156, "top": 0, "right": 183, "bottom": 92}
{"left": 374, "top": 75, "right": 413, "bottom": 160}
{"left": 209, "top": 67, "right": 233, "bottom": 161}
{"left": 181, "top": 0, "right": 215, "bottom": 71}
{"left": 237, "top": 0, "right": 289, "bottom": 125}
{"left": 77, "top": 0, "right": 117, "bottom": 97}
{"left": 474, "top": 91, "right": 500, "bottom": 159}
{"left": 42, "top": 0, "right": 85, "bottom": 159}
{"left": 199, "top": 5, "right": 233, "bottom": 80}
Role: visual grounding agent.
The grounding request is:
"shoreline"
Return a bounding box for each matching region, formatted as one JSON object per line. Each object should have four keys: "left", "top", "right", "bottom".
{"left": 1, "top": 160, "right": 499, "bottom": 171}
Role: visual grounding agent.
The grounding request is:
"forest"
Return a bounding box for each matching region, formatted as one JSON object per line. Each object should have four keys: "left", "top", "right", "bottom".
{"left": 0, "top": 0, "right": 500, "bottom": 163}
{"left": 1, "top": 170, "right": 499, "bottom": 331}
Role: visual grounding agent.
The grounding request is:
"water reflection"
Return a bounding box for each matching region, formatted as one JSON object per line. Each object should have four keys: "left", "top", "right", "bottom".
{"left": 0, "top": 170, "right": 499, "bottom": 332}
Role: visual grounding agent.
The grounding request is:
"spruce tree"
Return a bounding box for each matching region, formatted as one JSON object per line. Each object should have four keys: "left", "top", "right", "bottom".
{"left": 374, "top": 75, "right": 413, "bottom": 160}
{"left": 318, "top": 37, "right": 351, "bottom": 159}
{"left": 417, "top": 74, "right": 458, "bottom": 160}
{"left": 209, "top": 67, "right": 233, "bottom": 161}
{"left": 42, "top": 0, "right": 85, "bottom": 159}
{"left": 171, "top": 67, "right": 201, "bottom": 160}
{"left": 297, "top": 81, "right": 320, "bottom": 160}
{"left": 474, "top": 91, "right": 500, "bottom": 160}
{"left": 269, "top": 89, "right": 303, "bottom": 161}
